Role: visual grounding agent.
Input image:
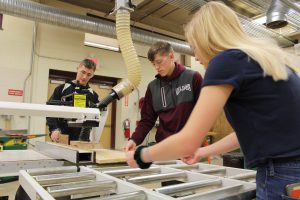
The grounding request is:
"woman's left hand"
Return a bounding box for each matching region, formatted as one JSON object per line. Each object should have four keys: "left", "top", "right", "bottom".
{"left": 181, "top": 148, "right": 202, "bottom": 165}
{"left": 125, "top": 151, "right": 139, "bottom": 168}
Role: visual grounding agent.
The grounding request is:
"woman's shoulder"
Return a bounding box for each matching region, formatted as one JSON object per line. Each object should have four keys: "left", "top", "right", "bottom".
{"left": 210, "top": 49, "right": 249, "bottom": 67}
{"left": 215, "top": 49, "right": 247, "bottom": 60}
{"left": 206, "top": 49, "right": 252, "bottom": 77}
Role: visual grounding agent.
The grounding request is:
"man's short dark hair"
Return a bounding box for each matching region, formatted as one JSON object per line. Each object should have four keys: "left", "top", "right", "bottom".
{"left": 81, "top": 59, "right": 96, "bottom": 71}
{"left": 147, "top": 41, "right": 174, "bottom": 62}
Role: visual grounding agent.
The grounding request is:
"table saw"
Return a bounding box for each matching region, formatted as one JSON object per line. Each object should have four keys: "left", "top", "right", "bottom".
{"left": 0, "top": 100, "right": 257, "bottom": 199}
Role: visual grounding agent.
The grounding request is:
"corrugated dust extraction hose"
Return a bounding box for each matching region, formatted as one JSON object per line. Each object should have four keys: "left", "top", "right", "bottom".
{"left": 98, "top": 9, "right": 141, "bottom": 109}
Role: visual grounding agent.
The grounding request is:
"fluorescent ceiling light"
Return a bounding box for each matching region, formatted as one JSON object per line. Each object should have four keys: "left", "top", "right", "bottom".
{"left": 84, "top": 41, "right": 119, "bottom": 51}
{"left": 84, "top": 33, "right": 119, "bottom": 52}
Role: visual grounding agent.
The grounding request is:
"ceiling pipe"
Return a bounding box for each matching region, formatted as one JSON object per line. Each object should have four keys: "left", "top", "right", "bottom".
{"left": 282, "top": 0, "right": 300, "bottom": 13}
{"left": 266, "top": 0, "right": 289, "bottom": 29}
{"left": 0, "top": 0, "right": 192, "bottom": 55}
{"left": 160, "top": 0, "right": 295, "bottom": 47}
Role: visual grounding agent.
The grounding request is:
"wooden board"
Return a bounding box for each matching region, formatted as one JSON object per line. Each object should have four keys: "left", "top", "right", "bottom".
{"left": 70, "top": 141, "right": 103, "bottom": 150}
{"left": 211, "top": 111, "right": 234, "bottom": 135}
{"left": 36, "top": 141, "right": 126, "bottom": 164}
{"left": 94, "top": 149, "right": 126, "bottom": 164}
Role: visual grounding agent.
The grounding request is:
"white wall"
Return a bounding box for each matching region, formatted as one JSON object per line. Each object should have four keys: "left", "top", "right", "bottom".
{"left": 0, "top": 12, "right": 204, "bottom": 149}
{"left": 0, "top": 0, "right": 158, "bottom": 149}
{"left": 0, "top": 15, "right": 34, "bottom": 130}
{"left": 115, "top": 56, "right": 157, "bottom": 149}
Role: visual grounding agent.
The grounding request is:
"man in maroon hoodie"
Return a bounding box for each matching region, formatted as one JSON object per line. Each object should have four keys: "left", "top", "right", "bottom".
{"left": 124, "top": 41, "right": 203, "bottom": 152}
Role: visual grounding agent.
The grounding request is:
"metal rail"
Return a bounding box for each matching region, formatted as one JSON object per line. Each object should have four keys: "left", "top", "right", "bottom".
{"left": 83, "top": 191, "right": 147, "bottom": 200}
{"left": 127, "top": 171, "right": 187, "bottom": 184}
{"left": 103, "top": 167, "right": 161, "bottom": 177}
{"left": 197, "top": 168, "right": 226, "bottom": 174}
{"left": 155, "top": 179, "right": 222, "bottom": 195}
{"left": 228, "top": 172, "right": 257, "bottom": 181}
{"left": 172, "top": 164, "right": 200, "bottom": 170}
{"left": 179, "top": 184, "right": 244, "bottom": 200}
{"left": 27, "top": 166, "right": 78, "bottom": 176}
{"left": 91, "top": 166, "right": 130, "bottom": 172}
{"left": 47, "top": 180, "right": 116, "bottom": 197}
{"left": 35, "top": 172, "right": 95, "bottom": 185}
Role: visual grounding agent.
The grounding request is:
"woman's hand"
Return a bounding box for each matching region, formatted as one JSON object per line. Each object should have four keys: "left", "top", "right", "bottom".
{"left": 181, "top": 148, "right": 202, "bottom": 165}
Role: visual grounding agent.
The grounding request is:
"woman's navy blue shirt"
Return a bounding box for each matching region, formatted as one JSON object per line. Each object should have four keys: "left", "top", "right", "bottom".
{"left": 203, "top": 49, "right": 300, "bottom": 168}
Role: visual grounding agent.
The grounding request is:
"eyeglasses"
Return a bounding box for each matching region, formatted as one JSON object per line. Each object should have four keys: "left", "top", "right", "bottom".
{"left": 152, "top": 56, "right": 168, "bottom": 66}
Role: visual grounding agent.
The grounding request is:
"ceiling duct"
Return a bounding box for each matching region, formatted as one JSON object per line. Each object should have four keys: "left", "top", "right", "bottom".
{"left": 160, "top": 0, "right": 295, "bottom": 47}
{"left": 266, "top": 0, "right": 289, "bottom": 29}
{"left": 0, "top": 0, "right": 192, "bottom": 55}
{"left": 248, "top": 0, "right": 300, "bottom": 31}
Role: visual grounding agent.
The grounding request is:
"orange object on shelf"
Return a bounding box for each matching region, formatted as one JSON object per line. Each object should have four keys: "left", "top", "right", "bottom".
{"left": 202, "top": 137, "right": 211, "bottom": 164}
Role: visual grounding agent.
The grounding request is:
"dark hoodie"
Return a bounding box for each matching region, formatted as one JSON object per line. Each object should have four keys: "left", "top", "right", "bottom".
{"left": 131, "top": 63, "right": 202, "bottom": 145}
{"left": 46, "top": 80, "right": 99, "bottom": 141}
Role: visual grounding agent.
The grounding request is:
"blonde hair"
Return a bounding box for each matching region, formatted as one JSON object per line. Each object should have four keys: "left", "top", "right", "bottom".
{"left": 185, "top": 1, "right": 300, "bottom": 81}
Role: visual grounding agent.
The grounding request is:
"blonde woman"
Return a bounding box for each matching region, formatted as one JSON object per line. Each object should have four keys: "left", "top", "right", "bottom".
{"left": 125, "top": 2, "right": 300, "bottom": 199}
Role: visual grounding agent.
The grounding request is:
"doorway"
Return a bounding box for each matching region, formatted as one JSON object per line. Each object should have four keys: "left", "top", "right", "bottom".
{"left": 47, "top": 69, "right": 118, "bottom": 149}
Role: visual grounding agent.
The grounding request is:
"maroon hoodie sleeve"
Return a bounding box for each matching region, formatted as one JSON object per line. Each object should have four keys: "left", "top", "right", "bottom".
{"left": 131, "top": 86, "right": 158, "bottom": 145}
{"left": 192, "top": 71, "right": 203, "bottom": 103}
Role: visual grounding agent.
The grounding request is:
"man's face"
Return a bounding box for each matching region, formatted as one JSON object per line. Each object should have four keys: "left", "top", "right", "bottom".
{"left": 151, "top": 52, "right": 175, "bottom": 77}
{"left": 76, "top": 65, "right": 94, "bottom": 85}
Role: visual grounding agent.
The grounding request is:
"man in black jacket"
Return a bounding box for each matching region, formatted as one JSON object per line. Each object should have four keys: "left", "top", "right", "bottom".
{"left": 46, "top": 58, "right": 100, "bottom": 143}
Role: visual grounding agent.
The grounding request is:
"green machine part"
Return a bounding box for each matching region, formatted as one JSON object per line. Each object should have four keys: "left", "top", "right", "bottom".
{"left": 0, "top": 136, "right": 27, "bottom": 150}
{"left": 0, "top": 134, "right": 45, "bottom": 150}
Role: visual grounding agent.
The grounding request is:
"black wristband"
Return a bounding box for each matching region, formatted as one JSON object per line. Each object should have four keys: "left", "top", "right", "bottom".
{"left": 134, "top": 145, "right": 152, "bottom": 169}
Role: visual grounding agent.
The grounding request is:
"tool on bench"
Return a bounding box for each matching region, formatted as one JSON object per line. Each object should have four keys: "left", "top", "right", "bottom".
{"left": 0, "top": 130, "right": 45, "bottom": 150}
